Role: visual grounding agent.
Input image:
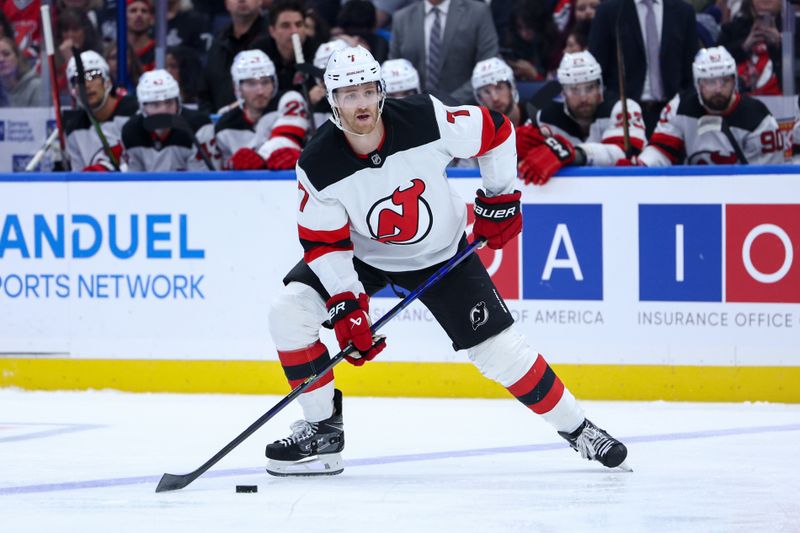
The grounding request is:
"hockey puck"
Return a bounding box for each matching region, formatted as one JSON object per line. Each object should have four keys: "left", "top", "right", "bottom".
{"left": 235, "top": 485, "right": 258, "bottom": 493}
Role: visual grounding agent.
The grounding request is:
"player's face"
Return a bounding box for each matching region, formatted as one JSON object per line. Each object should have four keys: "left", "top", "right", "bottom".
{"left": 477, "top": 82, "right": 514, "bottom": 115}
{"left": 143, "top": 99, "right": 179, "bottom": 116}
{"left": 698, "top": 76, "right": 736, "bottom": 112}
{"left": 334, "top": 82, "right": 382, "bottom": 134}
{"left": 241, "top": 77, "right": 275, "bottom": 112}
{"left": 74, "top": 70, "right": 108, "bottom": 108}
{"left": 563, "top": 81, "right": 602, "bottom": 120}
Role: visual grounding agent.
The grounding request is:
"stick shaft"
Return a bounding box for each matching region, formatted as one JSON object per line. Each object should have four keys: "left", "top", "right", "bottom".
{"left": 40, "top": 4, "right": 68, "bottom": 161}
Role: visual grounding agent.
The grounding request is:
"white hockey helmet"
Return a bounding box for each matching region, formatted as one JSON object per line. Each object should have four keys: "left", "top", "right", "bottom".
{"left": 324, "top": 45, "right": 385, "bottom": 133}
{"left": 557, "top": 51, "right": 602, "bottom": 86}
{"left": 313, "top": 38, "right": 349, "bottom": 70}
{"left": 471, "top": 57, "right": 518, "bottom": 104}
{"left": 231, "top": 49, "right": 278, "bottom": 102}
{"left": 693, "top": 46, "right": 737, "bottom": 86}
{"left": 66, "top": 50, "right": 111, "bottom": 86}
{"left": 136, "top": 69, "right": 181, "bottom": 114}
{"left": 381, "top": 59, "right": 420, "bottom": 95}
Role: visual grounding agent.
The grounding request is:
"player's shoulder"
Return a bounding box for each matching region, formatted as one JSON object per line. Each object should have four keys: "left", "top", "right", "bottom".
{"left": 121, "top": 113, "right": 150, "bottom": 148}
{"left": 215, "top": 106, "right": 249, "bottom": 133}
{"left": 383, "top": 93, "right": 440, "bottom": 145}
{"left": 297, "top": 120, "right": 357, "bottom": 191}
{"left": 538, "top": 100, "right": 584, "bottom": 138}
{"left": 727, "top": 94, "right": 773, "bottom": 131}
{"left": 181, "top": 107, "right": 212, "bottom": 132}
{"left": 115, "top": 95, "right": 139, "bottom": 117}
{"left": 63, "top": 109, "right": 90, "bottom": 135}
{"left": 674, "top": 90, "right": 703, "bottom": 118}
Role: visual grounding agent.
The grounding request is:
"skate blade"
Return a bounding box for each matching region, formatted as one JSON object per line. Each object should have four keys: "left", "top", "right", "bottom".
{"left": 266, "top": 453, "right": 344, "bottom": 477}
{"left": 614, "top": 460, "right": 633, "bottom": 473}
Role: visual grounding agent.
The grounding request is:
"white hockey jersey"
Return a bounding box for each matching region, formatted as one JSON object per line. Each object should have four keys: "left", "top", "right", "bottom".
{"left": 296, "top": 94, "right": 516, "bottom": 297}
{"left": 121, "top": 108, "right": 213, "bottom": 172}
{"left": 63, "top": 95, "right": 138, "bottom": 170}
{"left": 534, "top": 97, "right": 646, "bottom": 165}
{"left": 639, "top": 91, "right": 785, "bottom": 166}
{"left": 214, "top": 91, "right": 308, "bottom": 169}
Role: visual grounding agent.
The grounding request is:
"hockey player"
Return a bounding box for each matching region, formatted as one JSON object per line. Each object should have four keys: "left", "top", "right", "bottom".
{"left": 214, "top": 49, "right": 309, "bottom": 170}
{"left": 381, "top": 59, "right": 420, "bottom": 98}
{"left": 264, "top": 46, "right": 628, "bottom": 477}
{"left": 63, "top": 50, "right": 138, "bottom": 171}
{"left": 121, "top": 69, "right": 213, "bottom": 172}
{"left": 637, "top": 47, "right": 784, "bottom": 166}
{"left": 471, "top": 57, "right": 531, "bottom": 128}
{"left": 515, "top": 51, "right": 647, "bottom": 185}
{"left": 308, "top": 39, "right": 349, "bottom": 129}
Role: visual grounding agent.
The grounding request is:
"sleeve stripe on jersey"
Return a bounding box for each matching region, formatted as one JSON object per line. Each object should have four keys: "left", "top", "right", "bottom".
{"left": 271, "top": 124, "right": 306, "bottom": 145}
{"left": 603, "top": 135, "right": 645, "bottom": 153}
{"left": 649, "top": 133, "right": 684, "bottom": 163}
{"left": 475, "top": 107, "right": 513, "bottom": 158}
{"left": 298, "top": 224, "right": 353, "bottom": 263}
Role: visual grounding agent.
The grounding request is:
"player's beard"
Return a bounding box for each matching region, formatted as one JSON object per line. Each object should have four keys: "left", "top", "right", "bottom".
{"left": 702, "top": 93, "right": 730, "bottom": 112}
{"left": 571, "top": 101, "right": 598, "bottom": 121}
{"left": 341, "top": 104, "right": 379, "bottom": 135}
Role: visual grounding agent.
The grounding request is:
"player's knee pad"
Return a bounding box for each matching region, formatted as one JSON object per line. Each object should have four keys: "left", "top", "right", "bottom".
{"left": 467, "top": 325, "right": 536, "bottom": 387}
{"left": 268, "top": 282, "right": 328, "bottom": 350}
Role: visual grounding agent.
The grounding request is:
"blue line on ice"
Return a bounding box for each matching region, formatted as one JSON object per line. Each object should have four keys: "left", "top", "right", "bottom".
{"left": 1, "top": 423, "right": 798, "bottom": 495}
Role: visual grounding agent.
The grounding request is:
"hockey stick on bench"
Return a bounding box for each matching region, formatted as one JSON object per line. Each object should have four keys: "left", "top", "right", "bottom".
{"left": 155, "top": 237, "right": 486, "bottom": 493}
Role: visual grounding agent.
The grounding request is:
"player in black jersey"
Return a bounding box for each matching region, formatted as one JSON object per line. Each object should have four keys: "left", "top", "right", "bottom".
{"left": 263, "top": 46, "right": 629, "bottom": 477}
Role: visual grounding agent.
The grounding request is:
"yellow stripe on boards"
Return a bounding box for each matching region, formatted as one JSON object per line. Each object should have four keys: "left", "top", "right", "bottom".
{"left": 0, "top": 358, "right": 798, "bottom": 403}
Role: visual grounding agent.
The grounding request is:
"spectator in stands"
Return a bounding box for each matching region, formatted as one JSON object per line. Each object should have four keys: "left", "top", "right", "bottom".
{"left": 589, "top": 0, "right": 698, "bottom": 135}
{"left": 56, "top": 9, "right": 101, "bottom": 101}
{"left": 215, "top": 49, "right": 309, "bottom": 170}
{"left": 127, "top": 0, "right": 155, "bottom": 72}
{"left": 166, "top": 46, "right": 204, "bottom": 107}
{"left": 0, "top": 11, "right": 13, "bottom": 41}
{"left": 516, "top": 51, "right": 647, "bottom": 185}
{"left": 565, "top": 20, "right": 591, "bottom": 54}
{"left": 201, "top": 0, "right": 270, "bottom": 113}
{"left": 63, "top": 50, "right": 138, "bottom": 171}
{"left": 333, "top": 0, "right": 389, "bottom": 62}
{"left": 0, "top": 36, "right": 44, "bottom": 107}
{"left": 103, "top": 40, "right": 144, "bottom": 89}
{"left": 576, "top": 0, "right": 601, "bottom": 22}
{"left": 122, "top": 69, "right": 214, "bottom": 171}
{"left": 167, "top": 0, "right": 213, "bottom": 56}
{"left": 717, "top": 0, "right": 784, "bottom": 95}
{"left": 263, "top": 0, "right": 319, "bottom": 95}
{"left": 636, "top": 46, "right": 783, "bottom": 165}
{"left": 382, "top": 58, "right": 421, "bottom": 97}
{"left": 389, "top": 0, "right": 498, "bottom": 104}
{"left": 304, "top": 6, "right": 331, "bottom": 44}
{"left": 504, "top": 0, "right": 562, "bottom": 82}
{"left": 2, "top": 0, "right": 41, "bottom": 63}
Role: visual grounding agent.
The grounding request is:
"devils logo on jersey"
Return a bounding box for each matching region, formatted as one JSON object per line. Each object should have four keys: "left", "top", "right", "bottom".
{"left": 366, "top": 178, "right": 433, "bottom": 245}
{"left": 470, "top": 301, "right": 488, "bottom": 330}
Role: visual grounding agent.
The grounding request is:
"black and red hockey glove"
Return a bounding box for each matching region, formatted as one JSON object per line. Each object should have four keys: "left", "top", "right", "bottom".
{"left": 230, "top": 147, "right": 266, "bottom": 170}
{"left": 515, "top": 123, "right": 547, "bottom": 158}
{"left": 326, "top": 292, "right": 386, "bottom": 366}
{"left": 265, "top": 147, "right": 301, "bottom": 170}
{"left": 518, "top": 134, "right": 576, "bottom": 186}
{"left": 472, "top": 189, "right": 522, "bottom": 250}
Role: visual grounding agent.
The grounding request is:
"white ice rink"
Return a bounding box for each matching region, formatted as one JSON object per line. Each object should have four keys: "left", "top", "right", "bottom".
{"left": 1, "top": 389, "right": 798, "bottom": 532}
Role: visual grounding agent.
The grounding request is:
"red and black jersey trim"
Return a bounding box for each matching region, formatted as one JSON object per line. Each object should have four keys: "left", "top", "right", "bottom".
{"left": 649, "top": 132, "right": 684, "bottom": 163}
{"left": 536, "top": 98, "right": 615, "bottom": 142}
{"left": 676, "top": 90, "right": 770, "bottom": 132}
{"left": 507, "top": 354, "right": 565, "bottom": 414}
{"left": 277, "top": 341, "right": 333, "bottom": 392}
{"left": 214, "top": 94, "right": 281, "bottom": 135}
{"left": 298, "top": 94, "right": 440, "bottom": 191}
{"left": 474, "top": 107, "right": 513, "bottom": 157}
{"left": 299, "top": 224, "right": 353, "bottom": 263}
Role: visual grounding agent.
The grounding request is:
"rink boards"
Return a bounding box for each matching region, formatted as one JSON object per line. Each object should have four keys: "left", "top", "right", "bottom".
{"left": 1, "top": 166, "right": 799, "bottom": 402}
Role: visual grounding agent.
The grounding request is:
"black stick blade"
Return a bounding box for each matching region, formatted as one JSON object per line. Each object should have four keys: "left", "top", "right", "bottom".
{"left": 155, "top": 472, "right": 196, "bottom": 493}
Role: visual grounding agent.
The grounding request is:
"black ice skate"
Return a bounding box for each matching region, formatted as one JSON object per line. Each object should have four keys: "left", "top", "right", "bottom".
{"left": 558, "top": 419, "right": 631, "bottom": 471}
{"left": 266, "top": 389, "right": 345, "bottom": 476}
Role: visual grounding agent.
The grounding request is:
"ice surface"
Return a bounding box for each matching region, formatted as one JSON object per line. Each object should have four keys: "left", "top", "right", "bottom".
{"left": 1, "top": 390, "right": 798, "bottom": 532}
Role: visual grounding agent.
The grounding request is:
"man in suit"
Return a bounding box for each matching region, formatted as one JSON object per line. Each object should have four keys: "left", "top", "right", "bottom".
{"left": 389, "top": 0, "right": 499, "bottom": 104}
{"left": 588, "top": 0, "right": 698, "bottom": 135}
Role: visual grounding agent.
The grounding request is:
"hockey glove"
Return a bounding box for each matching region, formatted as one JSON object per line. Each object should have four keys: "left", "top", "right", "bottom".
{"left": 326, "top": 292, "right": 386, "bottom": 366}
{"left": 230, "top": 147, "right": 266, "bottom": 170}
{"left": 515, "top": 123, "right": 547, "bottom": 157}
{"left": 265, "top": 147, "right": 301, "bottom": 170}
{"left": 518, "top": 134, "right": 575, "bottom": 186}
{"left": 82, "top": 163, "right": 113, "bottom": 172}
{"left": 473, "top": 189, "right": 522, "bottom": 250}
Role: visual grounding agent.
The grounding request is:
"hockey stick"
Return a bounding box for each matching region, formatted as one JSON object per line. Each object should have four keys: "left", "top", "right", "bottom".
{"left": 155, "top": 237, "right": 486, "bottom": 492}
{"left": 72, "top": 46, "right": 121, "bottom": 171}
{"left": 615, "top": 1, "right": 632, "bottom": 156}
{"left": 291, "top": 32, "right": 317, "bottom": 137}
{"left": 143, "top": 114, "right": 216, "bottom": 171}
{"left": 40, "top": 1, "right": 69, "bottom": 169}
{"left": 25, "top": 128, "right": 59, "bottom": 172}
